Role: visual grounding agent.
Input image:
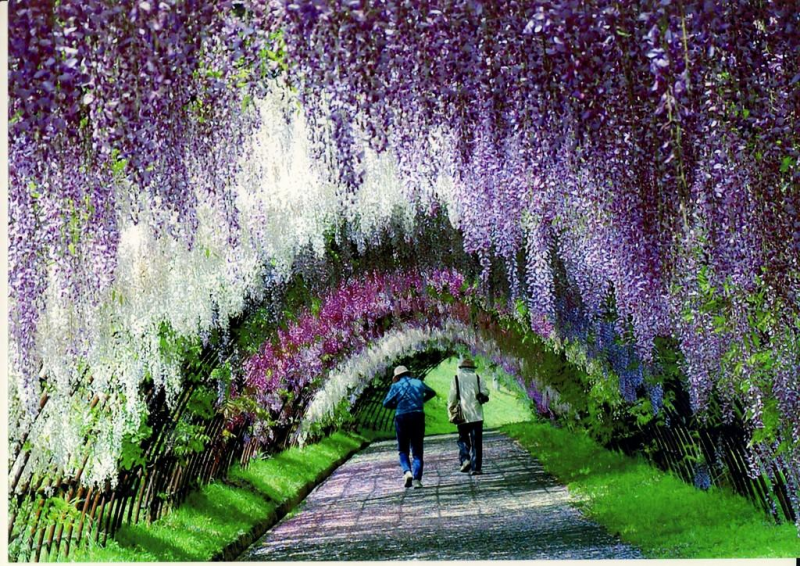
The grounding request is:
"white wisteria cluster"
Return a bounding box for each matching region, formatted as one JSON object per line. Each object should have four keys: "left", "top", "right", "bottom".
{"left": 295, "top": 318, "right": 539, "bottom": 443}
{"left": 9, "top": 79, "right": 570, "bottom": 489}
{"left": 9, "top": 87, "right": 447, "bottom": 489}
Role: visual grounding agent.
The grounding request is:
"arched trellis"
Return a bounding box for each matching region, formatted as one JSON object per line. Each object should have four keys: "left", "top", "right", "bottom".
{"left": 349, "top": 348, "right": 456, "bottom": 436}
{"left": 7, "top": 259, "right": 797, "bottom": 561}
{"left": 7, "top": 222, "right": 480, "bottom": 562}
{"left": 9, "top": 3, "right": 800, "bottom": 559}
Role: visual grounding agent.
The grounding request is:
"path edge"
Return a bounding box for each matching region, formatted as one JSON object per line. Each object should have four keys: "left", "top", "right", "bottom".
{"left": 212, "top": 436, "right": 371, "bottom": 562}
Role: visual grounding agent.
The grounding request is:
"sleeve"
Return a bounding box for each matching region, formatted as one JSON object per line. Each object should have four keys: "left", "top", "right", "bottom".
{"left": 383, "top": 385, "right": 398, "bottom": 409}
{"left": 478, "top": 374, "right": 489, "bottom": 400}
{"left": 422, "top": 382, "right": 436, "bottom": 402}
{"left": 447, "top": 376, "right": 458, "bottom": 409}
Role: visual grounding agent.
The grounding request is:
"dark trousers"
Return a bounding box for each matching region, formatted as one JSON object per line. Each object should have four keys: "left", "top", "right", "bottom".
{"left": 457, "top": 420, "right": 483, "bottom": 472}
{"left": 395, "top": 412, "right": 425, "bottom": 480}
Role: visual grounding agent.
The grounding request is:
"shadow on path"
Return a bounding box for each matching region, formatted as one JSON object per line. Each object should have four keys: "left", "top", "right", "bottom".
{"left": 241, "top": 430, "right": 642, "bottom": 560}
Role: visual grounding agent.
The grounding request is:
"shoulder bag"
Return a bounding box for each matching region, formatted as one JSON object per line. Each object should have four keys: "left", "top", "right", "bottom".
{"left": 448, "top": 375, "right": 466, "bottom": 424}
{"left": 476, "top": 374, "right": 490, "bottom": 404}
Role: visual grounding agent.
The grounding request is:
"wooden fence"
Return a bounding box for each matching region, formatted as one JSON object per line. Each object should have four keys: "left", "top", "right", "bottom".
{"left": 6, "top": 346, "right": 264, "bottom": 562}
{"left": 8, "top": 323, "right": 795, "bottom": 561}
{"left": 610, "top": 377, "right": 797, "bottom": 524}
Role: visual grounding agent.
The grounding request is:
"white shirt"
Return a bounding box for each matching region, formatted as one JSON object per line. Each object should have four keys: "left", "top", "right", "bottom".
{"left": 448, "top": 368, "right": 489, "bottom": 424}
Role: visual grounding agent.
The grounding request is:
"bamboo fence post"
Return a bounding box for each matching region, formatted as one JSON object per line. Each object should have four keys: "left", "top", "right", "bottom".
{"left": 38, "top": 475, "right": 64, "bottom": 562}
{"left": 663, "top": 424, "right": 686, "bottom": 475}
{"left": 112, "top": 473, "right": 136, "bottom": 533}
{"left": 182, "top": 413, "right": 220, "bottom": 490}
{"left": 50, "top": 452, "right": 90, "bottom": 559}
{"left": 160, "top": 462, "right": 180, "bottom": 517}
{"left": 126, "top": 468, "right": 143, "bottom": 525}
{"left": 11, "top": 451, "right": 33, "bottom": 495}
{"left": 74, "top": 486, "right": 94, "bottom": 548}
{"left": 60, "top": 485, "right": 84, "bottom": 558}
{"left": 77, "top": 490, "right": 101, "bottom": 545}
{"left": 722, "top": 435, "right": 769, "bottom": 513}
{"left": 101, "top": 487, "right": 118, "bottom": 545}
{"left": 178, "top": 451, "right": 203, "bottom": 503}
{"left": 29, "top": 495, "right": 47, "bottom": 564}
{"left": 28, "top": 469, "right": 57, "bottom": 563}
{"left": 9, "top": 392, "right": 49, "bottom": 470}
{"left": 197, "top": 418, "right": 225, "bottom": 485}
{"left": 145, "top": 467, "right": 163, "bottom": 523}
{"left": 650, "top": 423, "right": 679, "bottom": 475}
{"left": 7, "top": 511, "right": 16, "bottom": 543}
{"left": 673, "top": 420, "right": 700, "bottom": 479}
{"left": 109, "top": 485, "right": 128, "bottom": 536}
{"left": 661, "top": 417, "right": 688, "bottom": 475}
{"left": 134, "top": 468, "right": 154, "bottom": 525}
{"left": 52, "top": 483, "right": 76, "bottom": 558}
{"left": 771, "top": 466, "right": 794, "bottom": 521}
{"left": 93, "top": 491, "right": 107, "bottom": 543}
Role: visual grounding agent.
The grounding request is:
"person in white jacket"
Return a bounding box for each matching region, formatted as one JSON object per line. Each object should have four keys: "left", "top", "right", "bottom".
{"left": 448, "top": 357, "right": 489, "bottom": 475}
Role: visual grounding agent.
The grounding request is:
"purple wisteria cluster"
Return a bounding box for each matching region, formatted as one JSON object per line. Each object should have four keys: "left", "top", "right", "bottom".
{"left": 9, "top": 0, "right": 276, "bottom": 408}
{"left": 240, "top": 269, "right": 469, "bottom": 433}
{"left": 242, "top": 267, "right": 563, "bottom": 441}
{"left": 273, "top": 0, "right": 799, "bottom": 496}
{"left": 8, "top": 0, "right": 800, "bottom": 526}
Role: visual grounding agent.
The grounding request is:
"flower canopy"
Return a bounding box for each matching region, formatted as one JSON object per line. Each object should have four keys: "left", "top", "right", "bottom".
{"left": 8, "top": 0, "right": 799, "bottom": 526}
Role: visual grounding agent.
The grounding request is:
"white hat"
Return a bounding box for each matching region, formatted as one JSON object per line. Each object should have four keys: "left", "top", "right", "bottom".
{"left": 393, "top": 365, "right": 411, "bottom": 378}
{"left": 458, "top": 357, "right": 476, "bottom": 369}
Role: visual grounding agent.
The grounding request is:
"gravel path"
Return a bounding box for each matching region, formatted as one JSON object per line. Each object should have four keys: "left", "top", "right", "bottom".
{"left": 241, "top": 430, "right": 643, "bottom": 560}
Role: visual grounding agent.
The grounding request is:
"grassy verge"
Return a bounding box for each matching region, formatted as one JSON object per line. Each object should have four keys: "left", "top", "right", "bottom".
{"left": 423, "top": 356, "right": 534, "bottom": 435}
{"left": 502, "top": 421, "right": 800, "bottom": 558}
{"left": 69, "top": 431, "right": 367, "bottom": 562}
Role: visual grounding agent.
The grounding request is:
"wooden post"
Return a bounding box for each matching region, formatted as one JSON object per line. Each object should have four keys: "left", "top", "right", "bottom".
{"left": 93, "top": 491, "right": 107, "bottom": 544}
{"left": 101, "top": 487, "right": 118, "bottom": 545}
{"left": 61, "top": 485, "right": 85, "bottom": 558}
{"left": 38, "top": 474, "right": 66, "bottom": 561}
{"left": 133, "top": 468, "right": 152, "bottom": 525}
{"left": 77, "top": 489, "right": 100, "bottom": 545}
{"left": 28, "top": 472, "right": 55, "bottom": 563}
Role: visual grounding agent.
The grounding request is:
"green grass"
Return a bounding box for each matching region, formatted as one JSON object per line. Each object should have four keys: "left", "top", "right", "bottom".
{"left": 422, "top": 356, "right": 535, "bottom": 435}
{"left": 502, "top": 421, "right": 800, "bottom": 558}
{"left": 69, "top": 359, "right": 798, "bottom": 561}
{"left": 69, "top": 431, "right": 366, "bottom": 562}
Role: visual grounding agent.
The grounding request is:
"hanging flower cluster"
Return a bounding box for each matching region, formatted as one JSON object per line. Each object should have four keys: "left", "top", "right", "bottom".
{"left": 296, "top": 318, "right": 558, "bottom": 442}
{"left": 241, "top": 269, "right": 470, "bottom": 430}
{"left": 8, "top": 79, "right": 427, "bottom": 490}
{"left": 272, "top": 0, "right": 799, "bottom": 504}
{"left": 8, "top": 1, "right": 799, "bottom": 523}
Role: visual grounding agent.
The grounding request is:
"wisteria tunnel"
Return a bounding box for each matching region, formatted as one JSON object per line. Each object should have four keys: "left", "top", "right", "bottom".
{"left": 6, "top": 0, "right": 800, "bottom": 561}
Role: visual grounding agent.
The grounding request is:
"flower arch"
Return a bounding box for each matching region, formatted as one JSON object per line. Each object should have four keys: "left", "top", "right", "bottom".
{"left": 8, "top": 1, "right": 800, "bottom": 555}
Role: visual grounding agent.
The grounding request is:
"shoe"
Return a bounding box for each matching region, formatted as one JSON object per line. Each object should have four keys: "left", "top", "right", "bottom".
{"left": 413, "top": 479, "right": 423, "bottom": 489}
{"left": 470, "top": 470, "right": 482, "bottom": 476}
{"left": 403, "top": 471, "right": 413, "bottom": 488}
{"left": 460, "top": 461, "right": 471, "bottom": 473}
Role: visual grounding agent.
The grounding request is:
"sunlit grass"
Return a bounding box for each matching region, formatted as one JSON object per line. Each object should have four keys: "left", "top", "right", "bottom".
{"left": 69, "top": 431, "right": 365, "bottom": 562}
{"left": 503, "top": 421, "right": 800, "bottom": 558}
{"left": 422, "top": 356, "right": 535, "bottom": 435}
{"left": 68, "top": 360, "right": 799, "bottom": 562}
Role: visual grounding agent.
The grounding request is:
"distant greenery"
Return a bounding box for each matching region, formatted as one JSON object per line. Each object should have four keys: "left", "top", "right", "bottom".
{"left": 422, "top": 356, "right": 535, "bottom": 435}
{"left": 69, "top": 432, "right": 366, "bottom": 562}
{"left": 502, "top": 421, "right": 800, "bottom": 558}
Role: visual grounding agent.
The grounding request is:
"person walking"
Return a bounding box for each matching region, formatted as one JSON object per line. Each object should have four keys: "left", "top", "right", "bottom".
{"left": 383, "top": 365, "right": 436, "bottom": 488}
{"left": 448, "top": 357, "right": 489, "bottom": 475}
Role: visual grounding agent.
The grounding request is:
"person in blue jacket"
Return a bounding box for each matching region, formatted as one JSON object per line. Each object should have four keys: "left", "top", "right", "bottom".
{"left": 383, "top": 365, "right": 436, "bottom": 489}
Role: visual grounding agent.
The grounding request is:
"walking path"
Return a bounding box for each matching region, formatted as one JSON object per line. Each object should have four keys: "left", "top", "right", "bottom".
{"left": 241, "top": 430, "right": 642, "bottom": 560}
